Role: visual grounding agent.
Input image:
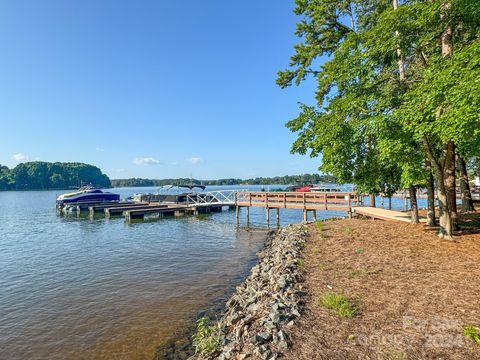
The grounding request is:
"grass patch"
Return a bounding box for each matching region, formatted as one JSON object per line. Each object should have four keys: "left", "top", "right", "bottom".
{"left": 464, "top": 325, "right": 480, "bottom": 343}
{"left": 312, "top": 247, "right": 320, "bottom": 255}
{"left": 315, "top": 221, "right": 324, "bottom": 231}
{"left": 346, "top": 269, "right": 367, "bottom": 279}
{"left": 344, "top": 225, "right": 354, "bottom": 234}
{"left": 380, "top": 349, "right": 407, "bottom": 360}
{"left": 318, "top": 292, "right": 359, "bottom": 318}
{"left": 192, "top": 316, "right": 220, "bottom": 356}
{"left": 356, "top": 247, "right": 365, "bottom": 254}
{"left": 296, "top": 258, "right": 305, "bottom": 268}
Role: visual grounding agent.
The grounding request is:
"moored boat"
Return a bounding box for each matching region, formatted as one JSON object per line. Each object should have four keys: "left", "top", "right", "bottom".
{"left": 56, "top": 186, "right": 120, "bottom": 206}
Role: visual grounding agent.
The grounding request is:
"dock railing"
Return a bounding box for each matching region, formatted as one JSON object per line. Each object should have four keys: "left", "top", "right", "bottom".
{"left": 186, "top": 190, "right": 237, "bottom": 207}
{"left": 235, "top": 191, "right": 357, "bottom": 211}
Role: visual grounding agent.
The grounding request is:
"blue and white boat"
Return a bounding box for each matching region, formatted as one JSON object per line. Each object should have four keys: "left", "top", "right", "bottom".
{"left": 56, "top": 186, "right": 120, "bottom": 206}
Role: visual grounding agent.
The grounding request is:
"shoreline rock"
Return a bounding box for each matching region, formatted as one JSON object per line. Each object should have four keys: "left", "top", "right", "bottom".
{"left": 192, "top": 223, "right": 308, "bottom": 360}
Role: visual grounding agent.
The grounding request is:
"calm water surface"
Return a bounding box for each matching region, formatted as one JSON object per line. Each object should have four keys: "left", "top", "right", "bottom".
{"left": 0, "top": 186, "right": 349, "bottom": 360}
{"left": 0, "top": 186, "right": 419, "bottom": 359}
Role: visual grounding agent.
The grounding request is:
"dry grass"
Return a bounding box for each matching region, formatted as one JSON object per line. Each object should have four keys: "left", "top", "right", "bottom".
{"left": 284, "top": 215, "right": 480, "bottom": 360}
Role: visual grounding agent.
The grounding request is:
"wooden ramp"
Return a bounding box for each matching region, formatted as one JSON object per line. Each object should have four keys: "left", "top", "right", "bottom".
{"left": 353, "top": 206, "right": 426, "bottom": 223}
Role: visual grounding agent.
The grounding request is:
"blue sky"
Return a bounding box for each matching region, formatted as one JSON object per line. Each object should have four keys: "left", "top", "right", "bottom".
{"left": 0, "top": 0, "right": 322, "bottom": 179}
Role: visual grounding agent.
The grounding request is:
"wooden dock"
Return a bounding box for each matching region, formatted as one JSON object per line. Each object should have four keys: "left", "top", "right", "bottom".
{"left": 58, "top": 190, "right": 430, "bottom": 225}
{"left": 353, "top": 206, "right": 426, "bottom": 223}
{"left": 235, "top": 191, "right": 357, "bottom": 224}
{"left": 89, "top": 202, "right": 150, "bottom": 216}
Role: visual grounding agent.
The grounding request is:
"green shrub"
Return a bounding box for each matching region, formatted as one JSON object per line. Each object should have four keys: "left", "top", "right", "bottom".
{"left": 192, "top": 317, "right": 220, "bottom": 356}
{"left": 315, "top": 221, "right": 324, "bottom": 231}
{"left": 318, "top": 292, "right": 359, "bottom": 318}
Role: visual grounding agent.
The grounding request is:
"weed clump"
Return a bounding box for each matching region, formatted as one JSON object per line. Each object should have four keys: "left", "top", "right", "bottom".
{"left": 192, "top": 316, "right": 220, "bottom": 356}
{"left": 318, "top": 292, "right": 359, "bottom": 318}
{"left": 464, "top": 325, "right": 480, "bottom": 343}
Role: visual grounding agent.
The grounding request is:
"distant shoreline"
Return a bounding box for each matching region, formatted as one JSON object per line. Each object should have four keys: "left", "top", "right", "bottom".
{"left": 110, "top": 174, "right": 335, "bottom": 188}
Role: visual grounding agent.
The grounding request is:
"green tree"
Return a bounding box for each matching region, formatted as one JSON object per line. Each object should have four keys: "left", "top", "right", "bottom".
{"left": 279, "top": 0, "right": 479, "bottom": 238}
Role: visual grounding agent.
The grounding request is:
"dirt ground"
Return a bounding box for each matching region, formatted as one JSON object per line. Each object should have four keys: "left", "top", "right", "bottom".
{"left": 284, "top": 213, "right": 480, "bottom": 360}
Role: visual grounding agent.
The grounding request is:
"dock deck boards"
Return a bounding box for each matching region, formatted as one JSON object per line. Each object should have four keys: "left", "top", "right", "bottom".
{"left": 353, "top": 206, "right": 426, "bottom": 223}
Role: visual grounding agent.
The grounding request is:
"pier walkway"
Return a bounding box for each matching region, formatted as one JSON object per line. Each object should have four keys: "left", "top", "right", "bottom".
{"left": 353, "top": 206, "right": 426, "bottom": 223}
{"left": 235, "top": 191, "right": 357, "bottom": 223}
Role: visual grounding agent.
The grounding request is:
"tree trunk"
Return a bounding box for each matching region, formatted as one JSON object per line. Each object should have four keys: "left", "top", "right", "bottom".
{"left": 441, "top": 2, "right": 453, "bottom": 58}
{"left": 437, "top": 173, "right": 453, "bottom": 239}
{"left": 392, "top": 0, "right": 406, "bottom": 80}
{"left": 426, "top": 169, "right": 436, "bottom": 226}
{"left": 369, "top": 194, "right": 376, "bottom": 207}
{"left": 424, "top": 138, "right": 454, "bottom": 239}
{"left": 457, "top": 155, "right": 474, "bottom": 212}
{"left": 477, "top": 157, "right": 480, "bottom": 179}
{"left": 388, "top": 196, "right": 392, "bottom": 209}
{"left": 409, "top": 185, "right": 419, "bottom": 223}
{"left": 444, "top": 141, "right": 458, "bottom": 229}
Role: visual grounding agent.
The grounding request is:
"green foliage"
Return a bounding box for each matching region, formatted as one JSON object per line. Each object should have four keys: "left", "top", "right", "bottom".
{"left": 0, "top": 162, "right": 111, "bottom": 190}
{"left": 278, "top": 0, "right": 480, "bottom": 203}
{"left": 318, "top": 292, "right": 359, "bottom": 318}
{"left": 355, "top": 247, "right": 365, "bottom": 254}
{"left": 464, "top": 325, "right": 480, "bottom": 343}
{"left": 111, "top": 173, "right": 336, "bottom": 187}
{"left": 296, "top": 258, "right": 305, "bottom": 268}
{"left": 192, "top": 317, "right": 220, "bottom": 356}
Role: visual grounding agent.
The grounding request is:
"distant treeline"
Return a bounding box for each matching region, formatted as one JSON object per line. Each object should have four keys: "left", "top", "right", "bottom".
{"left": 111, "top": 174, "right": 335, "bottom": 187}
{"left": 0, "top": 162, "right": 111, "bottom": 190}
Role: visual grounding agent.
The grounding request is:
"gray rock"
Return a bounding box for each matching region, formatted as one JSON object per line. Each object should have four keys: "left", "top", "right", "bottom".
{"left": 255, "top": 331, "right": 272, "bottom": 344}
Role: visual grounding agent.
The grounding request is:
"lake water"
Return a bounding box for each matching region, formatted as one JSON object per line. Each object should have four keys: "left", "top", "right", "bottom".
{"left": 0, "top": 185, "right": 354, "bottom": 360}
{"left": 0, "top": 186, "right": 425, "bottom": 359}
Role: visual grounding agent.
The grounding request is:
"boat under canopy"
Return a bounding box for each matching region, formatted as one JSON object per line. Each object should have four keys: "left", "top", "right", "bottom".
{"left": 133, "top": 184, "right": 206, "bottom": 203}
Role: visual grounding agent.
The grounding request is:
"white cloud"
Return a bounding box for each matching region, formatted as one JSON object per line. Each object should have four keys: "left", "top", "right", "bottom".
{"left": 12, "top": 153, "right": 29, "bottom": 162}
{"left": 133, "top": 157, "right": 162, "bottom": 165}
{"left": 95, "top": 147, "right": 105, "bottom": 152}
{"left": 187, "top": 157, "right": 203, "bottom": 164}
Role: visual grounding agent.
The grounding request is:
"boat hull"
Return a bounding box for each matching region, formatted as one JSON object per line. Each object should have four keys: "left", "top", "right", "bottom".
{"left": 56, "top": 191, "right": 120, "bottom": 206}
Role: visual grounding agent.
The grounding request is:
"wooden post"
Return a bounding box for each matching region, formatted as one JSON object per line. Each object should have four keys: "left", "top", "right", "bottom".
{"left": 235, "top": 206, "right": 239, "bottom": 224}
{"left": 324, "top": 193, "right": 328, "bottom": 210}
{"left": 283, "top": 192, "right": 287, "bottom": 208}
{"left": 313, "top": 210, "right": 317, "bottom": 221}
{"left": 276, "top": 208, "right": 280, "bottom": 226}
{"left": 303, "top": 208, "right": 307, "bottom": 223}
{"left": 246, "top": 206, "right": 250, "bottom": 225}
{"left": 348, "top": 194, "right": 352, "bottom": 219}
{"left": 266, "top": 207, "right": 270, "bottom": 225}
